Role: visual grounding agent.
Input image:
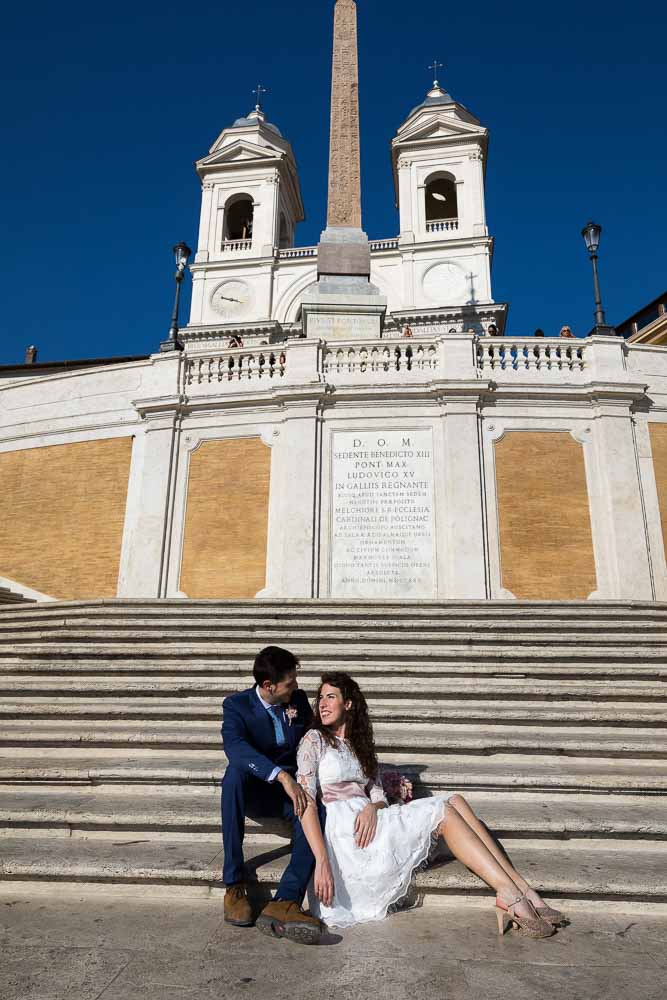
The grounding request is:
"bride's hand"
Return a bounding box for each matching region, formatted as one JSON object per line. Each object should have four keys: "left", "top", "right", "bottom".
{"left": 354, "top": 803, "right": 379, "bottom": 848}
{"left": 314, "top": 857, "right": 335, "bottom": 907}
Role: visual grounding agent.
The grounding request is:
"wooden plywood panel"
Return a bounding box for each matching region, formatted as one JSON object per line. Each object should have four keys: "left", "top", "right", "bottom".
{"left": 495, "top": 432, "right": 596, "bottom": 600}
{"left": 180, "top": 438, "right": 271, "bottom": 599}
{"left": 0, "top": 437, "right": 133, "bottom": 599}
{"left": 649, "top": 423, "right": 667, "bottom": 560}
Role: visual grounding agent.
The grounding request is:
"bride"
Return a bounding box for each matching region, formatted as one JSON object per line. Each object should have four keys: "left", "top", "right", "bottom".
{"left": 296, "top": 672, "right": 563, "bottom": 938}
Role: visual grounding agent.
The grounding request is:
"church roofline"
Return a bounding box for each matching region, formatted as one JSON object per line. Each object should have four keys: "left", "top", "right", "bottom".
{"left": 0, "top": 354, "right": 150, "bottom": 377}
{"left": 401, "top": 82, "right": 482, "bottom": 129}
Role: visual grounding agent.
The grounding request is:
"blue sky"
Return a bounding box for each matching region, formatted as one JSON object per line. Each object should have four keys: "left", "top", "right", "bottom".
{"left": 2, "top": 0, "right": 665, "bottom": 363}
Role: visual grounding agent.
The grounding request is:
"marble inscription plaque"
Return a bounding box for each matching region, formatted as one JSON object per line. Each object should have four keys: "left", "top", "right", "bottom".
{"left": 330, "top": 429, "right": 436, "bottom": 597}
{"left": 308, "top": 314, "right": 380, "bottom": 340}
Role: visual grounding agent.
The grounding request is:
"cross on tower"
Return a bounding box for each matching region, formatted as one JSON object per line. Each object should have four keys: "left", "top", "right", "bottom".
{"left": 252, "top": 83, "right": 268, "bottom": 109}
{"left": 429, "top": 60, "right": 444, "bottom": 85}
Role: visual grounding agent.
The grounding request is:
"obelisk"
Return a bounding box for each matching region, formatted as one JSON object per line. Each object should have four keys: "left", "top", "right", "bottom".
{"left": 326, "top": 0, "right": 362, "bottom": 230}
{"left": 303, "top": 0, "right": 386, "bottom": 339}
{"left": 316, "top": 0, "right": 371, "bottom": 282}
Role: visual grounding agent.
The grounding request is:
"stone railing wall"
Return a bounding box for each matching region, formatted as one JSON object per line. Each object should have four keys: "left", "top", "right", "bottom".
{"left": 476, "top": 337, "right": 588, "bottom": 375}
{"left": 322, "top": 339, "right": 438, "bottom": 379}
{"left": 278, "top": 247, "right": 317, "bottom": 259}
{"left": 181, "top": 335, "right": 643, "bottom": 398}
{"left": 184, "top": 347, "right": 287, "bottom": 388}
{"left": 426, "top": 220, "right": 458, "bottom": 233}
{"left": 369, "top": 238, "right": 400, "bottom": 252}
{"left": 221, "top": 239, "right": 252, "bottom": 253}
{"left": 277, "top": 239, "right": 400, "bottom": 260}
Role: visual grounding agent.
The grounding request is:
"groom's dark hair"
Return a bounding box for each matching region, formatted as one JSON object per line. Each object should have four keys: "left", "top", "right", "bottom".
{"left": 253, "top": 645, "right": 299, "bottom": 687}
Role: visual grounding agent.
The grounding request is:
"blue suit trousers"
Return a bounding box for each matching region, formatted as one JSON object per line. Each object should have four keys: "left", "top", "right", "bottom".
{"left": 221, "top": 765, "right": 323, "bottom": 903}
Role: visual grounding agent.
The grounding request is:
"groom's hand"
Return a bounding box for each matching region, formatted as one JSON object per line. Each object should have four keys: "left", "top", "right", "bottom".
{"left": 276, "top": 771, "right": 311, "bottom": 818}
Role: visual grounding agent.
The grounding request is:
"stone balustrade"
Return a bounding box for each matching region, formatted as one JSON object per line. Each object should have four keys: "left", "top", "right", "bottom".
{"left": 180, "top": 335, "right": 640, "bottom": 397}
{"left": 184, "top": 347, "right": 286, "bottom": 387}
{"left": 220, "top": 239, "right": 252, "bottom": 253}
{"left": 426, "top": 220, "right": 458, "bottom": 233}
{"left": 278, "top": 246, "right": 317, "bottom": 259}
{"left": 476, "top": 337, "right": 587, "bottom": 375}
{"left": 368, "top": 237, "right": 400, "bottom": 251}
{"left": 322, "top": 339, "right": 438, "bottom": 379}
{"left": 277, "top": 239, "right": 400, "bottom": 260}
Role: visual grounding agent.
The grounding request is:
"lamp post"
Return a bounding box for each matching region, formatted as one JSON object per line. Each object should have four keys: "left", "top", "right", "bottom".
{"left": 160, "top": 242, "right": 192, "bottom": 352}
{"left": 581, "top": 221, "right": 616, "bottom": 336}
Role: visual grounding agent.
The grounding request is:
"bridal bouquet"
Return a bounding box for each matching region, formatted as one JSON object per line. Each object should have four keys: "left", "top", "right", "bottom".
{"left": 380, "top": 768, "right": 413, "bottom": 805}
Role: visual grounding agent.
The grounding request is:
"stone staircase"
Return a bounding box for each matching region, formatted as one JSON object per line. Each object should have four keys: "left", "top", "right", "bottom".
{"left": 0, "top": 599, "right": 666, "bottom": 909}
{"left": 0, "top": 586, "right": 33, "bottom": 606}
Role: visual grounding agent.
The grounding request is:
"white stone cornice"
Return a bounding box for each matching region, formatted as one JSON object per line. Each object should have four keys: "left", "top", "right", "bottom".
{"left": 181, "top": 321, "right": 284, "bottom": 345}
{"left": 478, "top": 380, "right": 650, "bottom": 406}
{"left": 132, "top": 395, "right": 188, "bottom": 420}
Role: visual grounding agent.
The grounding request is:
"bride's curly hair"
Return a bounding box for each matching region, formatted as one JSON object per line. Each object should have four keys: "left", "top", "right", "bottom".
{"left": 311, "top": 672, "right": 379, "bottom": 781}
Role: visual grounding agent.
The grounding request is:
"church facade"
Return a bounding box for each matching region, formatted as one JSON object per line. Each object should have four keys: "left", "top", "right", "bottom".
{"left": 2, "top": 7, "right": 667, "bottom": 607}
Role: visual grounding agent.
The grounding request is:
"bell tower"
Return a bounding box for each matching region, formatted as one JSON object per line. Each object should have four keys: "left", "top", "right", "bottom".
{"left": 391, "top": 71, "right": 499, "bottom": 315}
{"left": 193, "top": 100, "right": 304, "bottom": 262}
{"left": 186, "top": 98, "right": 305, "bottom": 331}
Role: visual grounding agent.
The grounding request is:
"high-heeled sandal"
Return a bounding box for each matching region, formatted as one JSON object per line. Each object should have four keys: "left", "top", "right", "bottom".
{"left": 495, "top": 893, "right": 555, "bottom": 939}
{"left": 524, "top": 888, "right": 565, "bottom": 927}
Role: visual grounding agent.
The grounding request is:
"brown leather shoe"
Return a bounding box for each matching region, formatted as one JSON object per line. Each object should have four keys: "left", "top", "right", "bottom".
{"left": 255, "top": 900, "right": 323, "bottom": 944}
{"left": 224, "top": 884, "right": 253, "bottom": 927}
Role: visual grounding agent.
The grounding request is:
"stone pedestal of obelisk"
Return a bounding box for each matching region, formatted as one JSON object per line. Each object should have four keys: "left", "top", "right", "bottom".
{"left": 302, "top": 0, "right": 387, "bottom": 341}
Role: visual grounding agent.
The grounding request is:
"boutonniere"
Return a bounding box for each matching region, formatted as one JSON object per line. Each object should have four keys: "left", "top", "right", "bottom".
{"left": 285, "top": 706, "right": 298, "bottom": 727}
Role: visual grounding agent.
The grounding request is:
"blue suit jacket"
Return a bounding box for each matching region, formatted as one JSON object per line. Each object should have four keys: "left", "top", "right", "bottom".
{"left": 221, "top": 687, "right": 313, "bottom": 782}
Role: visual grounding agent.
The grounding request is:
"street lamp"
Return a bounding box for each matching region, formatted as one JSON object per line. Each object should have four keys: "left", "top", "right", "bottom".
{"left": 581, "top": 221, "right": 616, "bottom": 336}
{"left": 160, "top": 241, "right": 192, "bottom": 352}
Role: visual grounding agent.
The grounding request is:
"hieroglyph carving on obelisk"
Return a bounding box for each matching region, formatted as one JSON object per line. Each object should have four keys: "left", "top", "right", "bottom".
{"left": 327, "top": 0, "right": 362, "bottom": 229}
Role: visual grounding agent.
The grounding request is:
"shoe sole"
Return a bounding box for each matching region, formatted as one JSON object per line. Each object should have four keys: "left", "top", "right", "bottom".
{"left": 224, "top": 916, "right": 255, "bottom": 927}
{"left": 255, "top": 914, "right": 322, "bottom": 945}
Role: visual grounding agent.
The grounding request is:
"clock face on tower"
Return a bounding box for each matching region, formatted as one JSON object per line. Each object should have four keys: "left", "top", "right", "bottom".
{"left": 422, "top": 262, "right": 468, "bottom": 306}
{"left": 210, "top": 280, "right": 252, "bottom": 319}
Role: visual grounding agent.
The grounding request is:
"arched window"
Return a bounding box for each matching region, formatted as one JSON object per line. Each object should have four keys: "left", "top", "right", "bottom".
{"left": 279, "top": 213, "right": 291, "bottom": 249}
{"left": 425, "top": 174, "right": 458, "bottom": 227}
{"left": 225, "top": 195, "right": 254, "bottom": 241}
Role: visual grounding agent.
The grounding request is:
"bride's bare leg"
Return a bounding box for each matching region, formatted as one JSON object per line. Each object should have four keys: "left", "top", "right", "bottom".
{"left": 446, "top": 794, "right": 532, "bottom": 896}
{"left": 437, "top": 803, "right": 528, "bottom": 908}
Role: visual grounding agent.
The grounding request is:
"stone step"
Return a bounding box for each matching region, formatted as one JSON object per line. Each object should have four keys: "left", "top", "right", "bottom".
{"left": 0, "top": 675, "right": 664, "bottom": 701}
{"left": 2, "top": 599, "right": 666, "bottom": 621}
{"left": 3, "top": 748, "right": 665, "bottom": 792}
{"left": 4, "top": 627, "right": 667, "bottom": 649}
{"left": 1, "top": 785, "right": 665, "bottom": 840}
{"left": 2, "top": 644, "right": 667, "bottom": 666}
{"left": 0, "top": 832, "right": 666, "bottom": 904}
{"left": 0, "top": 588, "right": 31, "bottom": 606}
{"left": 5, "top": 614, "right": 667, "bottom": 637}
{"left": 1, "top": 696, "right": 665, "bottom": 727}
{"left": 1, "top": 658, "right": 666, "bottom": 680}
{"left": 1, "top": 719, "right": 666, "bottom": 757}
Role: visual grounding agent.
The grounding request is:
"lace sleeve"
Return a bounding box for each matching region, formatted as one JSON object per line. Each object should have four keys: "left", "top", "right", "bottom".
{"left": 367, "top": 776, "right": 388, "bottom": 806}
{"left": 296, "top": 730, "right": 324, "bottom": 800}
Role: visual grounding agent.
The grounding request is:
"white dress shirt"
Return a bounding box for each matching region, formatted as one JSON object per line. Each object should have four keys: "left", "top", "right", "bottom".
{"left": 255, "top": 685, "right": 284, "bottom": 784}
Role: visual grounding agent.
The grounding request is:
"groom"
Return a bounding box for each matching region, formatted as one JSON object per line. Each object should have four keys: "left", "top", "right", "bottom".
{"left": 221, "top": 645, "right": 323, "bottom": 944}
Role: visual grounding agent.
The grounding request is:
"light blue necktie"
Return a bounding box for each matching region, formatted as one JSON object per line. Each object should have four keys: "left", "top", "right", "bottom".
{"left": 268, "top": 705, "right": 287, "bottom": 746}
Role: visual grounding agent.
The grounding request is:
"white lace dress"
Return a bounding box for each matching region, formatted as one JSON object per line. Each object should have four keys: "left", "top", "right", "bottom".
{"left": 296, "top": 730, "right": 454, "bottom": 928}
